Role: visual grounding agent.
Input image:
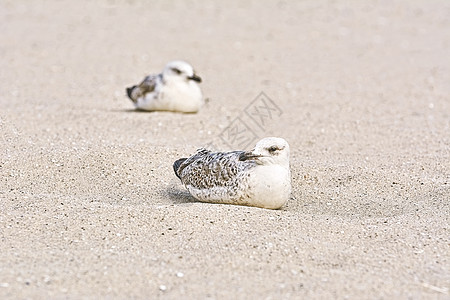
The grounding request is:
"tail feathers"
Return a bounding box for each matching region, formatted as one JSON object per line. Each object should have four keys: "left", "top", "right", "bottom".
{"left": 126, "top": 86, "right": 137, "bottom": 103}
{"left": 173, "top": 158, "right": 187, "bottom": 180}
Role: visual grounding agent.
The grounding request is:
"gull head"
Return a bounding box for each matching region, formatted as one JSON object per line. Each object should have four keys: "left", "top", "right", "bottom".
{"left": 239, "top": 137, "right": 290, "bottom": 167}
{"left": 163, "top": 60, "right": 202, "bottom": 83}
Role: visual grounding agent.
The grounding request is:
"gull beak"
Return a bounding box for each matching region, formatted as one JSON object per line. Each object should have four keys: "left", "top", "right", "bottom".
{"left": 239, "top": 151, "right": 262, "bottom": 161}
{"left": 188, "top": 74, "right": 202, "bottom": 83}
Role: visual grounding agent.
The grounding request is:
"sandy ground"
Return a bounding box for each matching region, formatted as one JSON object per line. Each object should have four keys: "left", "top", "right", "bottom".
{"left": 1, "top": 0, "right": 449, "bottom": 299}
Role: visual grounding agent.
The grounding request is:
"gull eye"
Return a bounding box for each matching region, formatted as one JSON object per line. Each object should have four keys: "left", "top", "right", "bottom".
{"left": 268, "top": 146, "right": 278, "bottom": 153}
{"left": 172, "top": 68, "right": 182, "bottom": 75}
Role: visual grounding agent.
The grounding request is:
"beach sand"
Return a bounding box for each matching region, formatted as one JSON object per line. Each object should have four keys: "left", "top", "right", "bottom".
{"left": 1, "top": 0, "right": 449, "bottom": 298}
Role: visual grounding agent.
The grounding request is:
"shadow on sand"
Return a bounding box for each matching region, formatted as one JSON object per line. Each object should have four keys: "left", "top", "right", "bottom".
{"left": 109, "top": 108, "right": 156, "bottom": 113}
{"left": 163, "top": 184, "right": 198, "bottom": 205}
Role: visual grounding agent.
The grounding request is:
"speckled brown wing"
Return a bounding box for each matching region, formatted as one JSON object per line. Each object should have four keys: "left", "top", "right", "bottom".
{"left": 126, "top": 74, "right": 160, "bottom": 102}
{"left": 176, "top": 149, "right": 255, "bottom": 190}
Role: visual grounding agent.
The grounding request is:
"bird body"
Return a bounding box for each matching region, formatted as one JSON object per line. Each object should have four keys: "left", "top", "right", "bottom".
{"left": 126, "top": 61, "right": 203, "bottom": 113}
{"left": 174, "top": 137, "right": 291, "bottom": 209}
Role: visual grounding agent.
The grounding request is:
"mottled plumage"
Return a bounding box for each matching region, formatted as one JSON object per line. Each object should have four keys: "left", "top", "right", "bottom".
{"left": 174, "top": 137, "right": 291, "bottom": 209}
{"left": 126, "top": 74, "right": 161, "bottom": 103}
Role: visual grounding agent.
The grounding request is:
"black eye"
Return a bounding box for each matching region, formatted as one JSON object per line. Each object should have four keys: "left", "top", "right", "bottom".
{"left": 268, "top": 146, "right": 278, "bottom": 153}
{"left": 172, "top": 68, "right": 181, "bottom": 75}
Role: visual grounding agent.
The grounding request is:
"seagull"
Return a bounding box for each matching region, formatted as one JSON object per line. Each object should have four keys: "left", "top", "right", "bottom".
{"left": 173, "top": 137, "right": 291, "bottom": 209}
{"left": 126, "top": 60, "right": 203, "bottom": 113}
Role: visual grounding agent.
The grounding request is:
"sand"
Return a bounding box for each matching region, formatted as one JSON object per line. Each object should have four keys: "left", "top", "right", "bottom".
{"left": 1, "top": 0, "right": 449, "bottom": 299}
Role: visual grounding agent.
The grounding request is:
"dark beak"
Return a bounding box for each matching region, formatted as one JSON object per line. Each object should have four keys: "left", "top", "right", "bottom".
{"left": 239, "top": 151, "right": 261, "bottom": 161}
{"left": 188, "top": 74, "right": 202, "bottom": 83}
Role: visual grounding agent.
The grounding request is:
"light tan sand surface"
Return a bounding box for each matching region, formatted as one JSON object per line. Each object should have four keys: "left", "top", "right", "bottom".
{"left": 1, "top": 0, "right": 449, "bottom": 298}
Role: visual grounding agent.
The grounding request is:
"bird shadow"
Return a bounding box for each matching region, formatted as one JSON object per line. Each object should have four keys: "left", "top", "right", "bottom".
{"left": 163, "top": 184, "right": 198, "bottom": 205}
{"left": 109, "top": 108, "right": 199, "bottom": 114}
{"left": 109, "top": 108, "right": 157, "bottom": 113}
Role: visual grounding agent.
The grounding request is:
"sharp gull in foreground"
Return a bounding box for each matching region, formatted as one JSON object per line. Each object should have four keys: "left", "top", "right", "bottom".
{"left": 173, "top": 137, "right": 291, "bottom": 209}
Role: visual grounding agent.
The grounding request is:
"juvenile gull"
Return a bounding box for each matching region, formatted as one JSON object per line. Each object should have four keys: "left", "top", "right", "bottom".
{"left": 126, "top": 60, "right": 203, "bottom": 113}
{"left": 173, "top": 137, "right": 291, "bottom": 209}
